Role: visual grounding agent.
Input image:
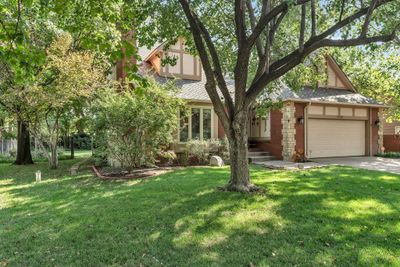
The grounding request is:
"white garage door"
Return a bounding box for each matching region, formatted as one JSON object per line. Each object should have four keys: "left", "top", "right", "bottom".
{"left": 307, "top": 119, "right": 365, "bottom": 158}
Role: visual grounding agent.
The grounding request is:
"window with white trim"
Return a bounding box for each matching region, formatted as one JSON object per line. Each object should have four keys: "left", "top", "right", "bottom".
{"left": 179, "top": 107, "right": 213, "bottom": 142}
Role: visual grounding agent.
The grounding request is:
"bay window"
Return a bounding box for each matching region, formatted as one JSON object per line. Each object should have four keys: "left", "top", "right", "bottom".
{"left": 179, "top": 107, "right": 213, "bottom": 142}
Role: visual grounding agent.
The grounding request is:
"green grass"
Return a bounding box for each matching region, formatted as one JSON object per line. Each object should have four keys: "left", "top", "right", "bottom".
{"left": 1, "top": 160, "right": 400, "bottom": 266}
{"left": 0, "top": 149, "right": 92, "bottom": 164}
{"left": 61, "top": 149, "right": 93, "bottom": 159}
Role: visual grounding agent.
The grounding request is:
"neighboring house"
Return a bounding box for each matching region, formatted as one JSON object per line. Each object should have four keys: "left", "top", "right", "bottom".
{"left": 382, "top": 121, "right": 400, "bottom": 152}
{"left": 0, "top": 120, "right": 17, "bottom": 154}
{"left": 118, "top": 38, "right": 385, "bottom": 162}
{"left": 0, "top": 138, "right": 16, "bottom": 154}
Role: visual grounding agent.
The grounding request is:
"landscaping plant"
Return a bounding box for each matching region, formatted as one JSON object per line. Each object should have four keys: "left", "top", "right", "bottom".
{"left": 93, "top": 79, "right": 184, "bottom": 171}
{"left": 28, "top": 33, "right": 104, "bottom": 169}
{"left": 186, "top": 139, "right": 222, "bottom": 165}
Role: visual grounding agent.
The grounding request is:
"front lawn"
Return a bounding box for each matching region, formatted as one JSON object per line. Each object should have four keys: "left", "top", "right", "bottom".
{"left": 1, "top": 160, "right": 399, "bottom": 266}
{"left": 0, "top": 149, "right": 92, "bottom": 164}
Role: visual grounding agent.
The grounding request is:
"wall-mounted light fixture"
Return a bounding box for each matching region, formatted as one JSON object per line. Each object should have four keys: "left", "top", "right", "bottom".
{"left": 374, "top": 119, "right": 380, "bottom": 127}
{"left": 297, "top": 116, "right": 304, "bottom": 124}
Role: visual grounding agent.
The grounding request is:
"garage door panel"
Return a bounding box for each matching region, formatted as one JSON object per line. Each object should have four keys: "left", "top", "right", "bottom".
{"left": 308, "top": 119, "right": 365, "bottom": 158}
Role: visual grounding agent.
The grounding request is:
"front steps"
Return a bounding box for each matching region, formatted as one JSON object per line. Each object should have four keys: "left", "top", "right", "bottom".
{"left": 247, "top": 141, "right": 275, "bottom": 163}
{"left": 248, "top": 149, "right": 275, "bottom": 163}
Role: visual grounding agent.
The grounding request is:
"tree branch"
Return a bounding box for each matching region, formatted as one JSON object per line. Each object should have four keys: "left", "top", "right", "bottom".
{"left": 0, "top": 19, "right": 13, "bottom": 41}
{"left": 311, "top": 0, "right": 316, "bottom": 37}
{"left": 246, "top": 6, "right": 398, "bottom": 106}
{"left": 196, "top": 19, "right": 235, "bottom": 113}
{"left": 339, "top": 0, "right": 346, "bottom": 22}
{"left": 318, "top": 32, "right": 397, "bottom": 47}
{"left": 261, "top": 0, "right": 270, "bottom": 16}
{"left": 235, "top": 0, "right": 247, "bottom": 46}
{"left": 247, "top": 33, "right": 396, "bottom": 105}
{"left": 299, "top": 4, "right": 306, "bottom": 52}
{"left": 178, "top": 0, "right": 230, "bottom": 130}
{"left": 14, "top": 0, "right": 21, "bottom": 34}
{"left": 253, "top": 0, "right": 272, "bottom": 79}
{"left": 247, "top": 0, "right": 310, "bottom": 49}
{"left": 247, "top": 2, "right": 289, "bottom": 48}
{"left": 269, "top": 8, "right": 287, "bottom": 47}
{"left": 246, "top": 0, "right": 264, "bottom": 57}
{"left": 271, "top": 0, "right": 393, "bottom": 73}
{"left": 361, "top": 0, "right": 378, "bottom": 37}
{"left": 254, "top": 4, "right": 287, "bottom": 82}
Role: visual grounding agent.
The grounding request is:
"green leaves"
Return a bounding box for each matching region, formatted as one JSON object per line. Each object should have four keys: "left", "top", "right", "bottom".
{"left": 93, "top": 78, "right": 184, "bottom": 169}
{"left": 333, "top": 46, "right": 400, "bottom": 120}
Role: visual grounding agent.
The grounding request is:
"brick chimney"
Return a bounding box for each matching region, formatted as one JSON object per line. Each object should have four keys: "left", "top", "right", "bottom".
{"left": 116, "top": 30, "right": 137, "bottom": 81}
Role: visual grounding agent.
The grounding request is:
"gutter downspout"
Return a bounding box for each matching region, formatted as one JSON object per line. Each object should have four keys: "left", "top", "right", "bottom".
{"left": 369, "top": 107, "right": 373, "bottom": 156}
{"left": 304, "top": 101, "right": 311, "bottom": 159}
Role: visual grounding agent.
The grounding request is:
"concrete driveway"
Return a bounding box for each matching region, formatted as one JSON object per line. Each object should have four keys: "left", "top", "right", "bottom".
{"left": 313, "top": 157, "right": 400, "bottom": 175}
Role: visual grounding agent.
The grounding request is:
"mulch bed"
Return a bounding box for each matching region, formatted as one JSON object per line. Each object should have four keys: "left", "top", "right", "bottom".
{"left": 91, "top": 165, "right": 175, "bottom": 180}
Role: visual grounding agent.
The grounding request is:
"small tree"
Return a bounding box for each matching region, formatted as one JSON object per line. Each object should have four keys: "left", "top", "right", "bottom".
{"left": 29, "top": 33, "right": 105, "bottom": 169}
{"left": 93, "top": 79, "right": 184, "bottom": 171}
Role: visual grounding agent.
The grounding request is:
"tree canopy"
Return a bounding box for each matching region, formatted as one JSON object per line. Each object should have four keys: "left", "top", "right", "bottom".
{"left": 166, "top": 0, "right": 400, "bottom": 192}
{"left": 332, "top": 46, "right": 400, "bottom": 120}
{"left": 0, "top": 0, "right": 162, "bottom": 164}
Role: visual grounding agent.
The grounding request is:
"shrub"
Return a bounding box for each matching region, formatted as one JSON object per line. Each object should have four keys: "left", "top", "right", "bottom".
{"left": 186, "top": 139, "right": 222, "bottom": 165}
{"left": 377, "top": 151, "right": 400, "bottom": 158}
{"left": 176, "top": 152, "right": 189, "bottom": 166}
{"left": 57, "top": 147, "right": 65, "bottom": 158}
{"left": 92, "top": 78, "right": 184, "bottom": 171}
{"left": 31, "top": 147, "right": 66, "bottom": 162}
{"left": 8, "top": 148, "right": 16, "bottom": 158}
{"left": 292, "top": 148, "right": 308, "bottom": 162}
{"left": 157, "top": 150, "right": 177, "bottom": 166}
{"left": 0, "top": 153, "right": 14, "bottom": 164}
{"left": 186, "top": 139, "right": 209, "bottom": 164}
{"left": 73, "top": 133, "right": 92, "bottom": 150}
{"left": 31, "top": 149, "right": 48, "bottom": 162}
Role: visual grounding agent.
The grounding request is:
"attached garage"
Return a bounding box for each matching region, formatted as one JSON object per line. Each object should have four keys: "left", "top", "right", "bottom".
{"left": 306, "top": 105, "right": 369, "bottom": 158}
{"left": 307, "top": 119, "right": 366, "bottom": 158}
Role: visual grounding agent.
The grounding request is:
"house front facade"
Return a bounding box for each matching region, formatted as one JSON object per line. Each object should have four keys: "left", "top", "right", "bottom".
{"left": 124, "top": 38, "right": 385, "bottom": 161}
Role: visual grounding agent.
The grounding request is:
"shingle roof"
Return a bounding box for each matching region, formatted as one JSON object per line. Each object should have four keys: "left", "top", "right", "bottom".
{"left": 269, "top": 86, "right": 382, "bottom": 105}
{"left": 155, "top": 76, "right": 235, "bottom": 101}
{"left": 155, "top": 75, "right": 382, "bottom": 106}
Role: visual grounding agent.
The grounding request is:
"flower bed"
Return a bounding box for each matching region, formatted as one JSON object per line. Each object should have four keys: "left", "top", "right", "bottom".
{"left": 92, "top": 165, "right": 173, "bottom": 180}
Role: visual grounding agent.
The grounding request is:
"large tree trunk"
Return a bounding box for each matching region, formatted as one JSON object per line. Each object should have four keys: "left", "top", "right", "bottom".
{"left": 63, "top": 134, "right": 68, "bottom": 150}
{"left": 14, "top": 120, "right": 34, "bottom": 165}
{"left": 49, "top": 143, "right": 58, "bottom": 169}
{"left": 223, "top": 111, "right": 261, "bottom": 193}
{"left": 70, "top": 135, "right": 74, "bottom": 159}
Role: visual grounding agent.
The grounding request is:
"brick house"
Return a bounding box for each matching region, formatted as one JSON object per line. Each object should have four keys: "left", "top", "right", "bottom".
{"left": 382, "top": 121, "right": 400, "bottom": 152}
{"left": 124, "top": 38, "right": 385, "bottom": 161}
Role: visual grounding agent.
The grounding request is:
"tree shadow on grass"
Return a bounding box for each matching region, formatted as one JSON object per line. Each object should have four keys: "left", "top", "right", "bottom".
{"left": 1, "top": 165, "right": 400, "bottom": 266}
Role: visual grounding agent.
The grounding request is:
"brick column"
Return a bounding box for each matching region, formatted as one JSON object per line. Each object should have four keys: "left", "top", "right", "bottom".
{"left": 281, "top": 102, "right": 296, "bottom": 161}
{"left": 378, "top": 108, "right": 384, "bottom": 152}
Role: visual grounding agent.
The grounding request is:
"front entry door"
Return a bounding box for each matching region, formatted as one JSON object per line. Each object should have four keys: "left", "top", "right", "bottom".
{"left": 249, "top": 115, "right": 260, "bottom": 139}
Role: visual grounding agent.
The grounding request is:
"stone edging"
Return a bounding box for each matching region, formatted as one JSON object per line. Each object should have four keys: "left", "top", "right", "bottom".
{"left": 91, "top": 165, "right": 107, "bottom": 179}
{"left": 91, "top": 165, "right": 174, "bottom": 180}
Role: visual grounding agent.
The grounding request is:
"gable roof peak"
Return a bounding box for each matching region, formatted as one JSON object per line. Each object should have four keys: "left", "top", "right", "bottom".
{"left": 324, "top": 54, "right": 357, "bottom": 93}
